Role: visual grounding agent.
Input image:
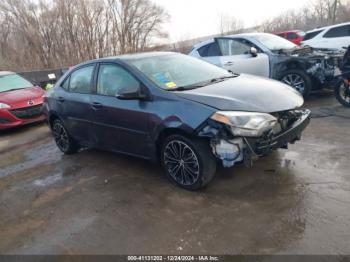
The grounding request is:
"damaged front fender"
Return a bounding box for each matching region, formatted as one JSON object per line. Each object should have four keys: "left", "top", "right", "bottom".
{"left": 271, "top": 47, "right": 344, "bottom": 87}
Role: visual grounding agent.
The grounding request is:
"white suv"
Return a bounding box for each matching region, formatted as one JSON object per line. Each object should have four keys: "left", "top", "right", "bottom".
{"left": 302, "top": 22, "right": 350, "bottom": 50}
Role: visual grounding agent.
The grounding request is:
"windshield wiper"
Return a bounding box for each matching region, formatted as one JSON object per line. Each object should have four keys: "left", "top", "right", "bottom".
{"left": 210, "top": 74, "right": 238, "bottom": 83}
{"left": 173, "top": 74, "right": 238, "bottom": 91}
{"left": 170, "top": 84, "right": 206, "bottom": 91}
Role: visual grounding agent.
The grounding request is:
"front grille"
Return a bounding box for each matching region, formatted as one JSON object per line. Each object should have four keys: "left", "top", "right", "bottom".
{"left": 10, "top": 104, "right": 43, "bottom": 119}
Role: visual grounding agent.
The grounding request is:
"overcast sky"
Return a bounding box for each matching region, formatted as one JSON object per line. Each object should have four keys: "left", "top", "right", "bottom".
{"left": 153, "top": 0, "right": 310, "bottom": 42}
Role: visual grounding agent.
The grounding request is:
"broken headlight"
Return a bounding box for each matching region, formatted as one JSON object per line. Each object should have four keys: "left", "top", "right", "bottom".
{"left": 210, "top": 111, "right": 277, "bottom": 137}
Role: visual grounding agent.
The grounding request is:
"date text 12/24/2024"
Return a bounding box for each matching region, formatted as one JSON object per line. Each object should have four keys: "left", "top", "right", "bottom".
{"left": 127, "top": 256, "right": 219, "bottom": 261}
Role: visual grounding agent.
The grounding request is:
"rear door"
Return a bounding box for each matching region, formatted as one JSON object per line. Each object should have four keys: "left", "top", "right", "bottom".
{"left": 55, "top": 65, "right": 95, "bottom": 146}
{"left": 215, "top": 37, "right": 270, "bottom": 77}
{"left": 322, "top": 24, "right": 350, "bottom": 49}
{"left": 89, "top": 62, "right": 150, "bottom": 157}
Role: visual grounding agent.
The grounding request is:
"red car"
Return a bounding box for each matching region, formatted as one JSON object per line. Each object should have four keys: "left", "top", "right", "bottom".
{"left": 0, "top": 71, "right": 45, "bottom": 130}
{"left": 276, "top": 30, "right": 305, "bottom": 45}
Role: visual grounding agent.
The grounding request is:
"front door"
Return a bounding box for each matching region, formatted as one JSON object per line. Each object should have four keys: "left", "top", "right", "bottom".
{"left": 215, "top": 38, "right": 270, "bottom": 77}
{"left": 90, "top": 63, "right": 150, "bottom": 157}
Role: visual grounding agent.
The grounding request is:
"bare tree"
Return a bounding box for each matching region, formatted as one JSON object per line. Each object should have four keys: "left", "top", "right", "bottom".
{"left": 107, "top": 0, "right": 169, "bottom": 54}
{"left": 260, "top": 0, "right": 350, "bottom": 33}
{"left": 218, "top": 13, "right": 244, "bottom": 35}
{"left": 0, "top": 0, "right": 169, "bottom": 71}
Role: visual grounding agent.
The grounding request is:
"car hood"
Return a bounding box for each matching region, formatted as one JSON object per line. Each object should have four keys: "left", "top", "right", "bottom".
{"left": 174, "top": 74, "right": 304, "bottom": 113}
{"left": 0, "top": 86, "right": 44, "bottom": 108}
{"left": 278, "top": 45, "right": 341, "bottom": 58}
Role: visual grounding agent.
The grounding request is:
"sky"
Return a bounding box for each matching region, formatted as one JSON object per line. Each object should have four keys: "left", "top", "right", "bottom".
{"left": 153, "top": 0, "right": 310, "bottom": 42}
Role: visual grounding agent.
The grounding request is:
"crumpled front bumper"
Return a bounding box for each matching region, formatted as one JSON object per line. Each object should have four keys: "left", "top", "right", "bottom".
{"left": 209, "top": 109, "right": 311, "bottom": 168}
{"left": 246, "top": 109, "right": 311, "bottom": 156}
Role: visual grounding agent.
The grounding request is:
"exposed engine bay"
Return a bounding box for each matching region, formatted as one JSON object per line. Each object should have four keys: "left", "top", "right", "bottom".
{"left": 272, "top": 46, "right": 344, "bottom": 88}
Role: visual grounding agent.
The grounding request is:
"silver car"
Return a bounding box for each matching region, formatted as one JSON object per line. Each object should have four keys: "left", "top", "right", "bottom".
{"left": 189, "top": 33, "right": 342, "bottom": 97}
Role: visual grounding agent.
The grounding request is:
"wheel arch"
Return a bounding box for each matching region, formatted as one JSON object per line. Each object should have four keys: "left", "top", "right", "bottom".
{"left": 48, "top": 112, "right": 62, "bottom": 128}
{"left": 273, "top": 58, "right": 308, "bottom": 78}
{"left": 281, "top": 60, "right": 306, "bottom": 74}
{"left": 155, "top": 127, "right": 193, "bottom": 159}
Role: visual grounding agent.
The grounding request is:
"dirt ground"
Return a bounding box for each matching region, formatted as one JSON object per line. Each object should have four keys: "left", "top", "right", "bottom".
{"left": 0, "top": 92, "right": 350, "bottom": 255}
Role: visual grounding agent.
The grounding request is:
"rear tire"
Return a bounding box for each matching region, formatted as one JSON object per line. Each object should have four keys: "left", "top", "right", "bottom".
{"left": 161, "top": 135, "right": 217, "bottom": 190}
{"left": 279, "top": 69, "right": 312, "bottom": 97}
{"left": 52, "top": 119, "right": 79, "bottom": 154}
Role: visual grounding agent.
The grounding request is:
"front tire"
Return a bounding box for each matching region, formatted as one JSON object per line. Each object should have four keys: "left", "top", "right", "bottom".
{"left": 52, "top": 119, "right": 79, "bottom": 154}
{"left": 335, "top": 81, "right": 350, "bottom": 107}
{"left": 280, "top": 69, "right": 312, "bottom": 97}
{"left": 160, "top": 135, "right": 217, "bottom": 190}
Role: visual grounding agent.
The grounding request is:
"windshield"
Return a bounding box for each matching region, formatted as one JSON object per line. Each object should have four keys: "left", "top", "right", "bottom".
{"left": 0, "top": 74, "right": 33, "bottom": 93}
{"left": 128, "top": 53, "right": 233, "bottom": 90}
{"left": 253, "top": 34, "right": 297, "bottom": 51}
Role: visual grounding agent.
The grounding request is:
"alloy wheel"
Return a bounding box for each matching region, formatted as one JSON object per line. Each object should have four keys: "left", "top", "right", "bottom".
{"left": 53, "top": 122, "right": 69, "bottom": 152}
{"left": 282, "top": 73, "right": 306, "bottom": 94}
{"left": 163, "top": 140, "right": 200, "bottom": 186}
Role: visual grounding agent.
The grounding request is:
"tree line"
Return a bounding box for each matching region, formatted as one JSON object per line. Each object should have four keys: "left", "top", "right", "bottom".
{"left": 0, "top": 0, "right": 169, "bottom": 71}
{"left": 1, "top": 0, "right": 349, "bottom": 72}
{"left": 260, "top": 0, "right": 350, "bottom": 33}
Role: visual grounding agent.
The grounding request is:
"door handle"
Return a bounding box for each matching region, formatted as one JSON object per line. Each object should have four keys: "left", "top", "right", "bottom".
{"left": 91, "top": 102, "right": 103, "bottom": 110}
{"left": 224, "top": 61, "right": 234, "bottom": 66}
{"left": 58, "top": 97, "right": 65, "bottom": 103}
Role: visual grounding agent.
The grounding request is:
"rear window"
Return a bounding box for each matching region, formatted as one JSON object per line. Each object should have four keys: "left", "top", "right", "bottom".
{"left": 303, "top": 30, "right": 323, "bottom": 41}
{"left": 0, "top": 74, "right": 33, "bottom": 93}
{"left": 68, "top": 66, "right": 94, "bottom": 94}
{"left": 324, "top": 25, "right": 350, "bottom": 38}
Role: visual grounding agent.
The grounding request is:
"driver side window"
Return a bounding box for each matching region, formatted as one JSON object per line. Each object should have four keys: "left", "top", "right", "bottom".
{"left": 97, "top": 64, "right": 140, "bottom": 96}
{"left": 217, "top": 39, "right": 252, "bottom": 56}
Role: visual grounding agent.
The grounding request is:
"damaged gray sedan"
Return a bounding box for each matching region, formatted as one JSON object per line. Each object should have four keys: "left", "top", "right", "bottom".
{"left": 189, "top": 33, "right": 343, "bottom": 97}
{"left": 45, "top": 52, "right": 310, "bottom": 190}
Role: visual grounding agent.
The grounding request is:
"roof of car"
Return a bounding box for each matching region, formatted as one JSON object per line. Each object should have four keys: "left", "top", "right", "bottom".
{"left": 224, "top": 32, "right": 273, "bottom": 38}
{"left": 74, "top": 52, "right": 176, "bottom": 67}
{"left": 191, "top": 32, "right": 273, "bottom": 49}
{"left": 0, "top": 71, "right": 15, "bottom": 76}
{"left": 306, "top": 21, "right": 350, "bottom": 33}
{"left": 101, "top": 51, "right": 175, "bottom": 61}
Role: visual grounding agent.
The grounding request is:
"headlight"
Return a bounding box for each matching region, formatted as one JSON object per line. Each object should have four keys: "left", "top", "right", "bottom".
{"left": 210, "top": 111, "right": 277, "bottom": 137}
{"left": 0, "top": 103, "right": 11, "bottom": 109}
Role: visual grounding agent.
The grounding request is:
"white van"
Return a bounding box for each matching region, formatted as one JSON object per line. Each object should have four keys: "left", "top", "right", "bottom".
{"left": 302, "top": 22, "right": 350, "bottom": 50}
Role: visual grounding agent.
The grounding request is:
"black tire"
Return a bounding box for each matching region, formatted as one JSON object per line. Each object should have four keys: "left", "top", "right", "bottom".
{"left": 52, "top": 119, "right": 79, "bottom": 154}
{"left": 160, "top": 134, "right": 217, "bottom": 190}
{"left": 279, "top": 69, "right": 312, "bottom": 97}
{"left": 334, "top": 81, "right": 350, "bottom": 107}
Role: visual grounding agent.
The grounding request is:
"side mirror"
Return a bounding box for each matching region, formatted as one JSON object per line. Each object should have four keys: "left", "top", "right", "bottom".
{"left": 116, "top": 85, "right": 147, "bottom": 100}
{"left": 250, "top": 47, "right": 258, "bottom": 57}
